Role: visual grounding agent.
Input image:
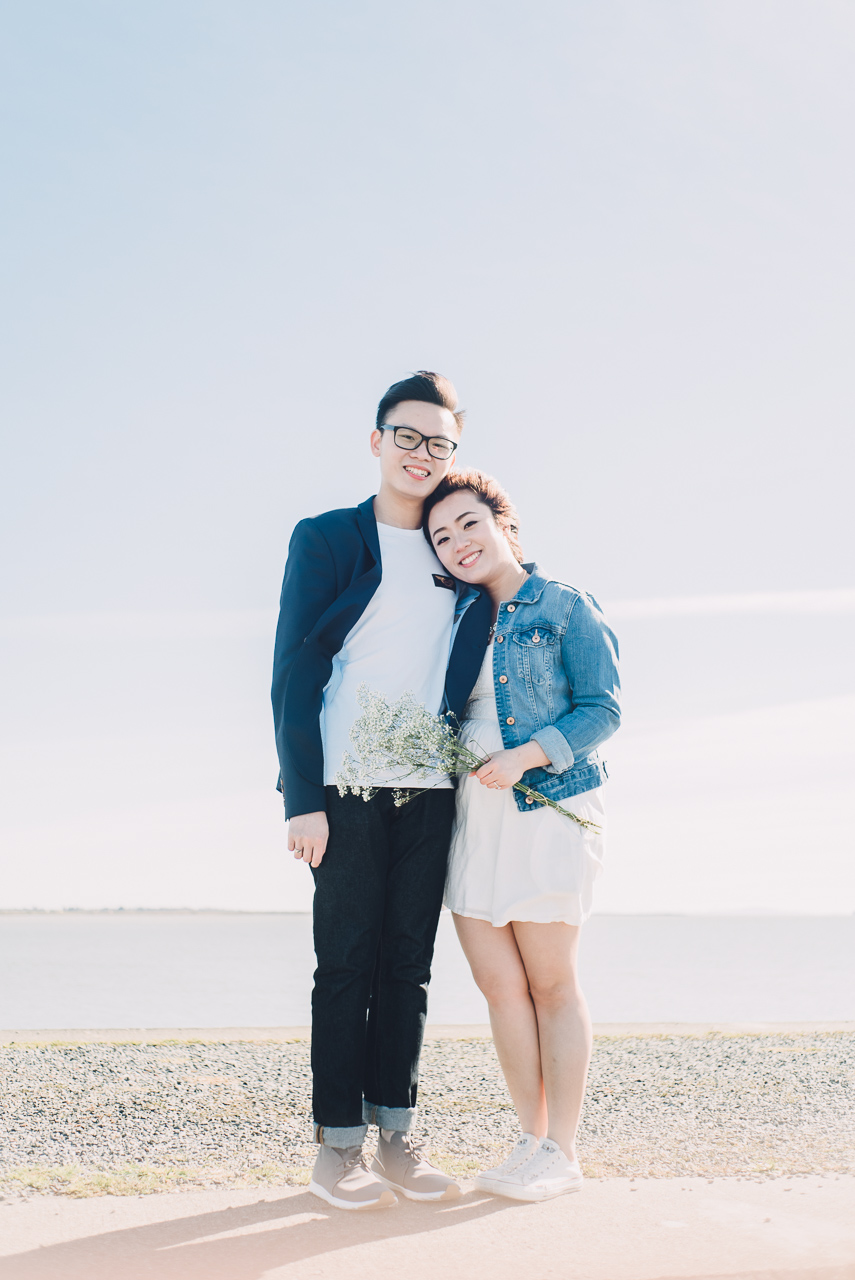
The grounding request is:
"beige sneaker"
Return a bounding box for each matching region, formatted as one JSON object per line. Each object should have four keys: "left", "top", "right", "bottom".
{"left": 492, "top": 1138, "right": 584, "bottom": 1202}
{"left": 371, "top": 1130, "right": 461, "bottom": 1201}
{"left": 309, "top": 1144, "right": 398, "bottom": 1210}
{"left": 474, "top": 1132, "right": 541, "bottom": 1194}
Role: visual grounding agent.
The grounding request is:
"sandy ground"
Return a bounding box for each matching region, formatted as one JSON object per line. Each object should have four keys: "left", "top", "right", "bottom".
{"left": 3, "top": 1026, "right": 852, "bottom": 1277}
{"left": 1, "top": 1175, "right": 854, "bottom": 1280}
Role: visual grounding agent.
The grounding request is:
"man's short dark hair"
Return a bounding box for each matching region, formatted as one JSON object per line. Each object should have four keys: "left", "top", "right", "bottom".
{"left": 376, "top": 371, "right": 465, "bottom": 432}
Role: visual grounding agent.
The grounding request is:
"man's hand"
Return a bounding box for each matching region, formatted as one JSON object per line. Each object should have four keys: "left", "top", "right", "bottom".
{"left": 287, "top": 811, "right": 329, "bottom": 869}
{"left": 472, "top": 741, "right": 550, "bottom": 790}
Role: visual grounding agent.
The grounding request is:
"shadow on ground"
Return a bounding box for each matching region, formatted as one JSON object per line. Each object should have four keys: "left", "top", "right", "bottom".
{"left": 0, "top": 1190, "right": 512, "bottom": 1280}
{"left": 3, "top": 1190, "right": 854, "bottom": 1280}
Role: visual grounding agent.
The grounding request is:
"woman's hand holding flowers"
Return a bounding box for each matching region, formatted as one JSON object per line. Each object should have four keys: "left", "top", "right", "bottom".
{"left": 472, "top": 741, "right": 550, "bottom": 790}
{"left": 336, "top": 685, "right": 600, "bottom": 831}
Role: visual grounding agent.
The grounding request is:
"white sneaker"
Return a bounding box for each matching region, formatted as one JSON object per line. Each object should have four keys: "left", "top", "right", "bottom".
{"left": 491, "top": 1138, "right": 584, "bottom": 1202}
{"left": 474, "top": 1133, "right": 541, "bottom": 1194}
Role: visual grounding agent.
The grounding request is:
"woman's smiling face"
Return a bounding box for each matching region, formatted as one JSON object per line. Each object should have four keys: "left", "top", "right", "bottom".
{"left": 428, "top": 490, "right": 517, "bottom": 584}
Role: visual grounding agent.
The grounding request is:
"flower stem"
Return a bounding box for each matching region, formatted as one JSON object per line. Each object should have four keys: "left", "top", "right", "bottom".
{"left": 408, "top": 740, "right": 601, "bottom": 832}
{"left": 510, "top": 783, "right": 601, "bottom": 832}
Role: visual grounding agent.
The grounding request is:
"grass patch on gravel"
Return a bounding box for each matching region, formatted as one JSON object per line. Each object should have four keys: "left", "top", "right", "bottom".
{"left": 4, "top": 1165, "right": 200, "bottom": 1198}
{"left": 1, "top": 1162, "right": 315, "bottom": 1199}
{"left": 432, "top": 1153, "right": 483, "bottom": 1180}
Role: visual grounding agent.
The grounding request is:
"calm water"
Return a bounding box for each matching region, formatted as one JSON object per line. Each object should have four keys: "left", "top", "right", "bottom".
{"left": 1, "top": 912, "right": 853, "bottom": 1028}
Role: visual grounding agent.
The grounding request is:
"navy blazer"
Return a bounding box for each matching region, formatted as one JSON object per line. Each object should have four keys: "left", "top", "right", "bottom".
{"left": 272, "top": 495, "right": 493, "bottom": 818}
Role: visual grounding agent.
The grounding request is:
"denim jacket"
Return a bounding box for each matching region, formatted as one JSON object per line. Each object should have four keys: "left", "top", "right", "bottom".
{"left": 476, "top": 565, "right": 620, "bottom": 811}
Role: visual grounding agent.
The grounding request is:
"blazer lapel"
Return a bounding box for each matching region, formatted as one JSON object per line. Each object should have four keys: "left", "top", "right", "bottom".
{"left": 445, "top": 587, "right": 492, "bottom": 720}
{"left": 356, "top": 495, "right": 381, "bottom": 563}
{"left": 307, "top": 496, "right": 382, "bottom": 656}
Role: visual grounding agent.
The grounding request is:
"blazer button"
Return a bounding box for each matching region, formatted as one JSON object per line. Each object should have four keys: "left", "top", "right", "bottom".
{"left": 506, "top": 604, "right": 516, "bottom": 612}
{"left": 499, "top": 675, "right": 507, "bottom": 683}
{"left": 525, "top": 796, "right": 534, "bottom": 804}
{"left": 495, "top": 635, "right": 504, "bottom": 643}
{"left": 506, "top": 716, "right": 515, "bottom": 725}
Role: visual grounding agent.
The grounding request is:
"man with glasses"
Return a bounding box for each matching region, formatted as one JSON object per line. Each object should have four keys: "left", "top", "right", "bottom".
{"left": 272, "top": 371, "right": 491, "bottom": 1209}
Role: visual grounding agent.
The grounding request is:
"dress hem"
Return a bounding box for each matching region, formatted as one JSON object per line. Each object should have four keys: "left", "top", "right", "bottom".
{"left": 446, "top": 906, "right": 592, "bottom": 928}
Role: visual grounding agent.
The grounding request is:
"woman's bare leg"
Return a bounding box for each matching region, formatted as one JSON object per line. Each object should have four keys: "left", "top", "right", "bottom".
{"left": 511, "top": 921, "right": 591, "bottom": 1161}
{"left": 452, "top": 913, "right": 548, "bottom": 1140}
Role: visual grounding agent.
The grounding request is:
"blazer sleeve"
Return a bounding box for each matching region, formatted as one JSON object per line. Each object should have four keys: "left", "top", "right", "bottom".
{"left": 271, "top": 518, "right": 339, "bottom": 817}
{"left": 530, "top": 592, "right": 621, "bottom": 773}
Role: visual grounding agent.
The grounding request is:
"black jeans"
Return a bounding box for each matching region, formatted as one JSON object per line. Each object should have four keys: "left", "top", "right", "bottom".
{"left": 310, "top": 785, "right": 455, "bottom": 1146}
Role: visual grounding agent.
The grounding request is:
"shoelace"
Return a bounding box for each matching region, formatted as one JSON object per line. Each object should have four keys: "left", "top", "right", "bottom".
{"left": 521, "top": 1147, "right": 575, "bottom": 1185}
{"left": 398, "top": 1133, "right": 429, "bottom": 1161}
{"left": 335, "top": 1148, "right": 369, "bottom": 1176}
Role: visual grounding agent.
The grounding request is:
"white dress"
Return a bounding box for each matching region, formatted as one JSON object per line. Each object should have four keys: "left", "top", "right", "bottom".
{"left": 445, "top": 643, "right": 606, "bottom": 927}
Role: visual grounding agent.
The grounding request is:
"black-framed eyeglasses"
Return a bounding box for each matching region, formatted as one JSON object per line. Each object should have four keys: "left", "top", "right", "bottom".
{"left": 378, "top": 425, "right": 458, "bottom": 461}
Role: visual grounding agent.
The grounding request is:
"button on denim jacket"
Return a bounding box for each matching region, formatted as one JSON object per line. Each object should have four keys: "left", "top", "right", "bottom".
{"left": 458, "top": 564, "right": 620, "bottom": 811}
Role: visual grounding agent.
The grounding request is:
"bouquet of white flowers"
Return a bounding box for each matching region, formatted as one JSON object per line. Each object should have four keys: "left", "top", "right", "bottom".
{"left": 335, "top": 684, "right": 601, "bottom": 832}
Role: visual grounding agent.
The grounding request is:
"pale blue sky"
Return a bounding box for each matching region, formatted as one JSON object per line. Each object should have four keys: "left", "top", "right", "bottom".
{"left": 3, "top": 0, "right": 854, "bottom": 615}
{"left": 2, "top": 2, "right": 853, "bottom": 911}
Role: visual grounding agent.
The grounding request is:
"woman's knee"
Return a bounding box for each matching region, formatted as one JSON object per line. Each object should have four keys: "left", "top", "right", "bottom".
{"left": 474, "top": 968, "right": 531, "bottom": 1009}
{"left": 527, "top": 973, "right": 581, "bottom": 1011}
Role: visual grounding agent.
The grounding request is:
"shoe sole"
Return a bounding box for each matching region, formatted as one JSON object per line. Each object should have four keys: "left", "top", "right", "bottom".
{"left": 309, "top": 1179, "right": 397, "bottom": 1210}
{"left": 372, "top": 1170, "right": 461, "bottom": 1202}
{"left": 475, "top": 1174, "right": 525, "bottom": 1195}
{"left": 490, "top": 1178, "right": 584, "bottom": 1202}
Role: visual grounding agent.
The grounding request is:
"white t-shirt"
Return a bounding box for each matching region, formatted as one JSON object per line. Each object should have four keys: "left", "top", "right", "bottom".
{"left": 322, "top": 522, "right": 456, "bottom": 789}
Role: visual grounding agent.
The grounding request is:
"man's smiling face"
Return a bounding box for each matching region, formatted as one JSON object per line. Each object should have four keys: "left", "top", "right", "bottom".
{"left": 371, "top": 400, "right": 460, "bottom": 502}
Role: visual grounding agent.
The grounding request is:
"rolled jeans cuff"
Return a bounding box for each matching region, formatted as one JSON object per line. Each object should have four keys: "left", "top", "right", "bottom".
{"left": 313, "top": 1122, "right": 368, "bottom": 1148}
{"left": 363, "top": 1100, "right": 415, "bottom": 1132}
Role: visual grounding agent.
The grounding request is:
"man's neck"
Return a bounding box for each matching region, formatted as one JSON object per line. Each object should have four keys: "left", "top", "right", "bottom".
{"left": 372, "top": 488, "right": 423, "bottom": 530}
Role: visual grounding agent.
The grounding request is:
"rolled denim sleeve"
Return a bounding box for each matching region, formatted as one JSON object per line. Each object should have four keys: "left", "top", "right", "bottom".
{"left": 530, "top": 724, "right": 577, "bottom": 773}
{"left": 531, "top": 592, "right": 620, "bottom": 773}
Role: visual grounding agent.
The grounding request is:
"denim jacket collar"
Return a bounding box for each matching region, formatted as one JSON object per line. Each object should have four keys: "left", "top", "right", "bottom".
{"left": 509, "top": 563, "right": 549, "bottom": 605}
{"left": 451, "top": 562, "right": 547, "bottom": 617}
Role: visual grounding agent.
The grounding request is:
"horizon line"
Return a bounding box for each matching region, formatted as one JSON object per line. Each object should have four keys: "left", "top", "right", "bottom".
{"left": 2, "top": 908, "right": 852, "bottom": 919}
{"left": 2, "top": 588, "right": 854, "bottom": 639}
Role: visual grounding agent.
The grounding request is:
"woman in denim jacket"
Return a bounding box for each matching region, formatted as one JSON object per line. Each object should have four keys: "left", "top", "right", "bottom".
{"left": 423, "top": 470, "right": 620, "bottom": 1203}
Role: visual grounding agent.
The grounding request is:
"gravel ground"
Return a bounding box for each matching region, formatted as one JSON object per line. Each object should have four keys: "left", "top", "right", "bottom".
{"left": 1, "top": 1033, "right": 853, "bottom": 1198}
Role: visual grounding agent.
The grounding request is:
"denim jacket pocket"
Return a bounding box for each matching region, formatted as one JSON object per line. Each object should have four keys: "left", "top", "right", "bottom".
{"left": 511, "top": 625, "right": 558, "bottom": 721}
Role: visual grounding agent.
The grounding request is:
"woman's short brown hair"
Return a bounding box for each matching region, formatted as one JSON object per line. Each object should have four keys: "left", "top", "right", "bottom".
{"left": 422, "top": 469, "right": 524, "bottom": 564}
